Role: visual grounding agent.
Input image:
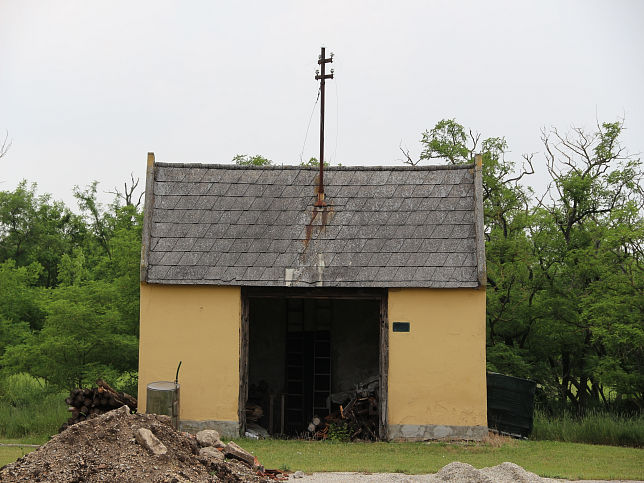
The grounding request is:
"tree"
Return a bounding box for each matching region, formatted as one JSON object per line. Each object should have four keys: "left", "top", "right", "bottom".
{"left": 2, "top": 281, "right": 138, "bottom": 389}
{"left": 106, "top": 174, "right": 144, "bottom": 209}
{"left": 532, "top": 121, "right": 643, "bottom": 411}
{"left": 409, "top": 118, "right": 643, "bottom": 412}
{"left": 233, "top": 154, "right": 273, "bottom": 166}
{"left": 0, "top": 182, "right": 84, "bottom": 287}
{"left": 0, "top": 179, "right": 144, "bottom": 391}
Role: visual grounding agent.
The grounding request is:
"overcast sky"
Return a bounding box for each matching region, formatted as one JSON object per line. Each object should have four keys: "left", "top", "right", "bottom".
{"left": 1, "top": 1, "right": 643, "bottom": 209}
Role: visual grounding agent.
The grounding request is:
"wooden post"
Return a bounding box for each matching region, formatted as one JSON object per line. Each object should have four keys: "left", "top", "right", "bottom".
{"left": 379, "top": 293, "right": 389, "bottom": 440}
{"left": 238, "top": 290, "right": 250, "bottom": 436}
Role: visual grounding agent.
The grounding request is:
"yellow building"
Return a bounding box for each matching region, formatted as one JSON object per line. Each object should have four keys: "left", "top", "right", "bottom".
{"left": 138, "top": 153, "right": 487, "bottom": 440}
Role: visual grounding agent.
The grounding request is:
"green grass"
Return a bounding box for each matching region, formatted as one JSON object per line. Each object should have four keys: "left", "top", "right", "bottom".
{"left": 0, "top": 446, "right": 38, "bottom": 468}
{"left": 233, "top": 439, "right": 644, "bottom": 480}
{"left": 531, "top": 410, "right": 644, "bottom": 447}
{"left": 0, "top": 392, "right": 68, "bottom": 440}
{"left": 0, "top": 373, "right": 69, "bottom": 441}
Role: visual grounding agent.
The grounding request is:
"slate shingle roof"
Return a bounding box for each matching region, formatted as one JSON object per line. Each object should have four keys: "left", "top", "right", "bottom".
{"left": 140, "top": 162, "right": 485, "bottom": 288}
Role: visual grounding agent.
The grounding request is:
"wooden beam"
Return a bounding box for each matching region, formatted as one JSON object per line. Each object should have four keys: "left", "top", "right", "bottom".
{"left": 238, "top": 289, "right": 250, "bottom": 436}
{"left": 379, "top": 292, "right": 389, "bottom": 440}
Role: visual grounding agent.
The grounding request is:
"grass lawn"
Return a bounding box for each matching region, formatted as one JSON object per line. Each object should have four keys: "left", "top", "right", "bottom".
{"left": 235, "top": 439, "right": 644, "bottom": 481}
{"left": 2, "top": 437, "right": 643, "bottom": 480}
{"left": 0, "top": 437, "right": 50, "bottom": 467}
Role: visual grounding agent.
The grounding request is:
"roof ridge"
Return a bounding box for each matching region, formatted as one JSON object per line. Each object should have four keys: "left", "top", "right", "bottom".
{"left": 154, "top": 162, "right": 474, "bottom": 172}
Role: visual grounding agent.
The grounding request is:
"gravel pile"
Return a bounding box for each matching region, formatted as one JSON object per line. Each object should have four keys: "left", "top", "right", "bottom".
{"left": 290, "top": 461, "right": 548, "bottom": 482}
{"left": 432, "top": 461, "right": 543, "bottom": 482}
{"left": 0, "top": 405, "right": 269, "bottom": 482}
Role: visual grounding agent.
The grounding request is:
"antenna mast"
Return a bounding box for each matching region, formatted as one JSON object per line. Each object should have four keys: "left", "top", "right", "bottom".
{"left": 315, "top": 47, "right": 334, "bottom": 206}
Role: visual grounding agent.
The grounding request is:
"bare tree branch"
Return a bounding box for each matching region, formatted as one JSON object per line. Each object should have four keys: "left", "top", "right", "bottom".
{"left": 399, "top": 141, "right": 419, "bottom": 166}
{"left": 0, "top": 130, "right": 12, "bottom": 159}
{"left": 106, "top": 173, "right": 144, "bottom": 208}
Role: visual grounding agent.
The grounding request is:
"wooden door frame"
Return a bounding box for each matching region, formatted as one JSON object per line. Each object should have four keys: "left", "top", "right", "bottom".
{"left": 239, "top": 287, "right": 388, "bottom": 439}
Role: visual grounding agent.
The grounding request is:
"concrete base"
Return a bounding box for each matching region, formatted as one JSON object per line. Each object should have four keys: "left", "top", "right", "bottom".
{"left": 388, "top": 424, "right": 488, "bottom": 441}
{"left": 179, "top": 420, "right": 240, "bottom": 438}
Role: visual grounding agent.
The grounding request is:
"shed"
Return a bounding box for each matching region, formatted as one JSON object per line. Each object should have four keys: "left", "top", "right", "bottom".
{"left": 138, "top": 153, "right": 488, "bottom": 441}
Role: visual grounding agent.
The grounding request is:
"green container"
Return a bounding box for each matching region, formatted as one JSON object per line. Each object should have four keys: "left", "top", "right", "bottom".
{"left": 487, "top": 372, "right": 536, "bottom": 438}
{"left": 146, "top": 381, "right": 180, "bottom": 429}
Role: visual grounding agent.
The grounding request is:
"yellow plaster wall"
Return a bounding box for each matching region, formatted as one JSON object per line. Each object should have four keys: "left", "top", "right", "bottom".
{"left": 138, "top": 283, "right": 241, "bottom": 422}
{"left": 388, "top": 288, "right": 487, "bottom": 427}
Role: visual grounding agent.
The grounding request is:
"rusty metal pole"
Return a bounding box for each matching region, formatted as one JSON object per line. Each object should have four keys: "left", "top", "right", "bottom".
{"left": 319, "top": 47, "right": 326, "bottom": 201}
{"left": 315, "top": 47, "right": 334, "bottom": 206}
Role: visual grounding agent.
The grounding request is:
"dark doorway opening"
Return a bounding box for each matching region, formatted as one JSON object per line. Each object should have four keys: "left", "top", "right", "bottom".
{"left": 240, "top": 288, "right": 387, "bottom": 439}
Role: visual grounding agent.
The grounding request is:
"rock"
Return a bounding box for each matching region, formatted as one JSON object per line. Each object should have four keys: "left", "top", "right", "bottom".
{"left": 198, "top": 446, "right": 225, "bottom": 463}
{"left": 223, "top": 441, "right": 256, "bottom": 467}
{"left": 154, "top": 414, "right": 173, "bottom": 427}
{"left": 134, "top": 428, "right": 167, "bottom": 456}
{"left": 293, "top": 470, "right": 305, "bottom": 478}
{"left": 196, "top": 429, "right": 224, "bottom": 448}
{"left": 103, "top": 404, "right": 131, "bottom": 423}
{"left": 247, "top": 422, "right": 270, "bottom": 439}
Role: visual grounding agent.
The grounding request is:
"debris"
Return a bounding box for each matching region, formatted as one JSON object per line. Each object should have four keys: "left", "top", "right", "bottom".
{"left": 196, "top": 429, "right": 224, "bottom": 448}
{"left": 198, "top": 446, "right": 225, "bottom": 463}
{"left": 313, "top": 377, "right": 379, "bottom": 441}
{"left": 0, "top": 404, "right": 273, "bottom": 482}
{"left": 223, "top": 441, "right": 258, "bottom": 468}
{"left": 134, "top": 428, "right": 167, "bottom": 456}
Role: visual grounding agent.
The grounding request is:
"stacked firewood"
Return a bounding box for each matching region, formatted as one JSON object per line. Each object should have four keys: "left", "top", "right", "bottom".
{"left": 59, "top": 379, "right": 137, "bottom": 432}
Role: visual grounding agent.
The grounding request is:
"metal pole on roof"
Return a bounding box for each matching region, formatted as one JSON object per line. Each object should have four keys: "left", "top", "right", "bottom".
{"left": 315, "top": 47, "right": 334, "bottom": 206}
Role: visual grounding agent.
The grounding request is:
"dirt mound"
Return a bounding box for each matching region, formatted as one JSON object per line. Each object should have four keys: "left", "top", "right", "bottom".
{"left": 431, "top": 461, "right": 543, "bottom": 482}
{"left": 0, "top": 406, "right": 269, "bottom": 482}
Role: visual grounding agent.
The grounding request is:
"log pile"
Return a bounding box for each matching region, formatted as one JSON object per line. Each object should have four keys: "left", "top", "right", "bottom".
{"left": 59, "top": 379, "right": 137, "bottom": 432}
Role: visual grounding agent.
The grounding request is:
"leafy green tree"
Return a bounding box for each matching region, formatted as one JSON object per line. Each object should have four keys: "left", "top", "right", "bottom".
{"left": 0, "top": 179, "right": 143, "bottom": 391}
{"left": 532, "top": 121, "right": 643, "bottom": 411}
{"left": 0, "top": 182, "right": 85, "bottom": 286}
{"left": 0, "top": 260, "right": 45, "bottom": 331}
{"left": 2, "top": 281, "right": 138, "bottom": 389}
{"left": 413, "top": 119, "right": 541, "bottom": 379}
{"left": 411, "top": 118, "right": 643, "bottom": 412}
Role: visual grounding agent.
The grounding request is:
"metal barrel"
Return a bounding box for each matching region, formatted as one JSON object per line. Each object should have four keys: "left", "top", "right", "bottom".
{"left": 146, "top": 381, "right": 180, "bottom": 429}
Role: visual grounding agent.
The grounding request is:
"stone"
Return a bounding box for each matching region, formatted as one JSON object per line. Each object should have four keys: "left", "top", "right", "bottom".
{"left": 154, "top": 414, "right": 173, "bottom": 427}
{"left": 198, "top": 446, "right": 224, "bottom": 463}
{"left": 223, "top": 441, "right": 256, "bottom": 468}
{"left": 103, "top": 405, "right": 131, "bottom": 423}
{"left": 134, "top": 428, "right": 167, "bottom": 456}
{"left": 292, "top": 470, "right": 305, "bottom": 478}
{"left": 196, "top": 429, "right": 224, "bottom": 448}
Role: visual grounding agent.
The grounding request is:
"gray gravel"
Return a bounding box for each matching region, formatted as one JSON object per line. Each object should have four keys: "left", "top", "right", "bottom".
{"left": 287, "top": 461, "right": 643, "bottom": 482}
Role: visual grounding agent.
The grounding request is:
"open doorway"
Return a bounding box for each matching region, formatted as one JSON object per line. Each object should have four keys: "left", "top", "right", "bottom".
{"left": 240, "top": 288, "right": 387, "bottom": 439}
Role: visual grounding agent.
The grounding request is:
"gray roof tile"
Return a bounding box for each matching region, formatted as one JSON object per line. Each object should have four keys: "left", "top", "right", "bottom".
{"left": 178, "top": 252, "right": 203, "bottom": 266}
{"left": 192, "top": 238, "right": 216, "bottom": 251}
{"left": 145, "top": 164, "right": 481, "bottom": 287}
{"left": 156, "top": 166, "right": 185, "bottom": 182}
